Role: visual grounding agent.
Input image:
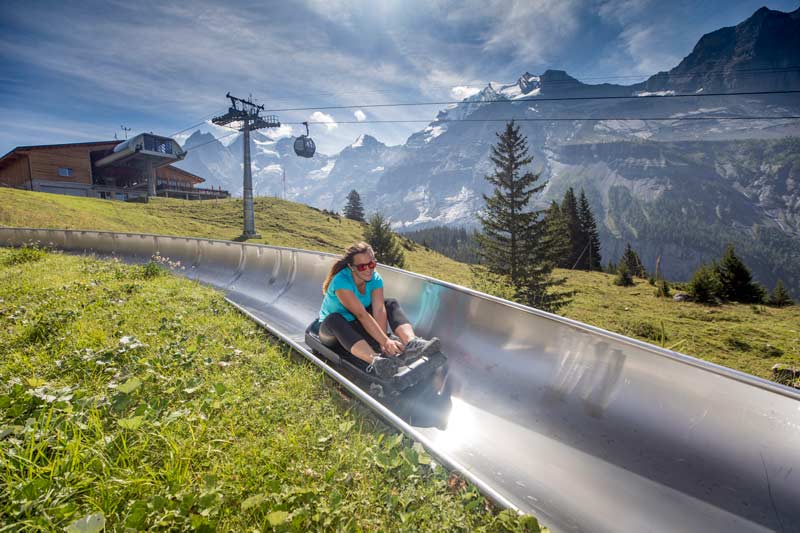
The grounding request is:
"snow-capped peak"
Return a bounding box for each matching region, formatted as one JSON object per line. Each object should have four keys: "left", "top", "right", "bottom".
{"left": 349, "top": 134, "right": 381, "bottom": 149}
{"left": 473, "top": 72, "right": 542, "bottom": 102}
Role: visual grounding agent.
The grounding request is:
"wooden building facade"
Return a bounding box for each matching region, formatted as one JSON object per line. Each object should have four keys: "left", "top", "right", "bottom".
{"left": 0, "top": 140, "right": 229, "bottom": 201}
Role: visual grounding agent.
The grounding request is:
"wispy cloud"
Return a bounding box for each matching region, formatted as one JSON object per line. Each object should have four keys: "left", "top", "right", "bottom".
{"left": 619, "top": 23, "right": 681, "bottom": 75}
{"left": 1, "top": 0, "right": 793, "bottom": 155}
{"left": 597, "top": 0, "right": 652, "bottom": 25}
{"left": 354, "top": 110, "right": 366, "bottom": 121}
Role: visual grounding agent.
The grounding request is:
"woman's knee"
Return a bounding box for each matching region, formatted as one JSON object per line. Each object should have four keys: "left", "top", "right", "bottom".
{"left": 384, "top": 298, "right": 399, "bottom": 310}
{"left": 320, "top": 313, "right": 348, "bottom": 340}
{"left": 321, "top": 312, "right": 347, "bottom": 330}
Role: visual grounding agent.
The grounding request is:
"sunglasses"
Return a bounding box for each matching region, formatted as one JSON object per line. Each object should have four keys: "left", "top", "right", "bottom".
{"left": 352, "top": 260, "right": 377, "bottom": 272}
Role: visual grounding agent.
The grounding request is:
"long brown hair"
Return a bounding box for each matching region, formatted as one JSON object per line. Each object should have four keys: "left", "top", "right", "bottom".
{"left": 322, "top": 242, "right": 374, "bottom": 294}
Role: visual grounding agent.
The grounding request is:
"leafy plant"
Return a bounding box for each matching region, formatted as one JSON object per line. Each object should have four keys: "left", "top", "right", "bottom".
{"left": 2, "top": 242, "right": 48, "bottom": 266}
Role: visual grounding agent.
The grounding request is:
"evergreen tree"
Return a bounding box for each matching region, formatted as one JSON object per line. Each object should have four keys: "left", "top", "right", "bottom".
{"left": 688, "top": 263, "right": 723, "bottom": 304}
{"left": 559, "top": 187, "right": 582, "bottom": 268}
{"left": 343, "top": 189, "right": 365, "bottom": 222}
{"left": 619, "top": 242, "right": 646, "bottom": 278}
{"left": 364, "top": 213, "right": 405, "bottom": 268}
{"left": 768, "top": 280, "right": 794, "bottom": 307}
{"left": 613, "top": 262, "right": 634, "bottom": 287}
{"left": 542, "top": 201, "right": 570, "bottom": 268}
{"left": 477, "top": 121, "right": 570, "bottom": 312}
{"left": 577, "top": 190, "right": 602, "bottom": 271}
{"left": 715, "top": 244, "right": 765, "bottom": 303}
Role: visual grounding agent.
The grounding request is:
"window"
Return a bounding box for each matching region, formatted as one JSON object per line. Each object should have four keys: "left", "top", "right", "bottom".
{"left": 58, "top": 167, "right": 73, "bottom": 177}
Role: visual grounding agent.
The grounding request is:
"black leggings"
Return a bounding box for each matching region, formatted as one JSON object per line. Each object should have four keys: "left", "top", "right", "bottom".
{"left": 319, "top": 298, "right": 410, "bottom": 352}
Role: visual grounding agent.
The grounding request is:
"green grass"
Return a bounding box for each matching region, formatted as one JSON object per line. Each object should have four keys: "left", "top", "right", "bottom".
{"left": 0, "top": 249, "right": 541, "bottom": 532}
{"left": 557, "top": 271, "right": 799, "bottom": 383}
{"left": 1, "top": 188, "right": 797, "bottom": 385}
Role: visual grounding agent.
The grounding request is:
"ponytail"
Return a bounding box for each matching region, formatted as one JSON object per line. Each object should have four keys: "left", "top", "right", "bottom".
{"left": 322, "top": 242, "right": 373, "bottom": 294}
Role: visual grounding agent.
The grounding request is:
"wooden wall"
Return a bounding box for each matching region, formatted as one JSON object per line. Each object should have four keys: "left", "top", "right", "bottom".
{"left": 27, "top": 146, "right": 96, "bottom": 185}
{"left": 0, "top": 155, "right": 32, "bottom": 188}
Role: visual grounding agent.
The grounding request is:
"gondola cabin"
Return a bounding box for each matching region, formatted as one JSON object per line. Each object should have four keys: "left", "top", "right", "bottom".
{"left": 293, "top": 122, "right": 316, "bottom": 158}
{"left": 294, "top": 135, "right": 316, "bottom": 158}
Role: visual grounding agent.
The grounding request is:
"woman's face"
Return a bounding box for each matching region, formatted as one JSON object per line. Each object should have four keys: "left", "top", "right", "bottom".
{"left": 350, "top": 251, "right": 376, "bottom": 283}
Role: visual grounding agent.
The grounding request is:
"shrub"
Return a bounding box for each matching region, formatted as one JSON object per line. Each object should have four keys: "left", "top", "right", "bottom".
{"left": 688, "top": 263, "right": 722, "bottom": 304}
{"left": 128, "top": 261, "right": 166, "bottom": 280}
{"left": 631, "top": 321, "right": 663, "bottom": 341}
{"left": 725, "top": 337, "right": 751, "bottom": 352}
{"left": 654, "top": 279, "right": 671, "bottom": 298}
{"left": 613, "top": 263, "right": 634, "bottom": 287}
{"left": 759, "top": 344, "right": 784, "bottom": 358}
{"left": 2, "top": 243, "right": 47, "bottom": 266}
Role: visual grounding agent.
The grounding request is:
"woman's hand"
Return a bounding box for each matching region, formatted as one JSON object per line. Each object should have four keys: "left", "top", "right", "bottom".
{"left": 381, "top": 339, "right": 404, "bottom": 356}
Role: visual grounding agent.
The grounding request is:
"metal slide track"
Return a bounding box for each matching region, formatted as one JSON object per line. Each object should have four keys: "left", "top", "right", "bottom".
{"left": 3, "top": 228, "right": 798, "bottom": 532}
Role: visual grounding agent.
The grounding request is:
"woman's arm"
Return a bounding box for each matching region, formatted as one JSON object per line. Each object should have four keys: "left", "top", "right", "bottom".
{"left": 335, "top": 289, "right": 394, "bottom": 352}
{"left": 371, "top": 287, "right": 388, "bottom": 333}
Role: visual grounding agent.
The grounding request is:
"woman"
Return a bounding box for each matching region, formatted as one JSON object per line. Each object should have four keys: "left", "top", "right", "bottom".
{"left": 319, "top": 242, "right": 440, "bottom": 378}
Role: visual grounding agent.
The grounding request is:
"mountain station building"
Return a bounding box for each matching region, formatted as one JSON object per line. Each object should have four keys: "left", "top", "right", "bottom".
{"left": 0, "top": 133, "right": 228, "bottom": 201}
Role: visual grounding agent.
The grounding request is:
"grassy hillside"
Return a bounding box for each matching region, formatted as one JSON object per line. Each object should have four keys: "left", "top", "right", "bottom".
{"left": 1, "top": 188, "right": 797, "bottom": 384}
{"left": 0, "top": 188, "right": 467, "bottom": 283}
{"left": 0, "top": 248, "right": 539, "bottom": 531}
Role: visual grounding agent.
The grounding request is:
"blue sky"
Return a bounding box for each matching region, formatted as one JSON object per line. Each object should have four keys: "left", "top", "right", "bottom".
{"left": 1, "top": 0, "right": 797, "bottom": 155}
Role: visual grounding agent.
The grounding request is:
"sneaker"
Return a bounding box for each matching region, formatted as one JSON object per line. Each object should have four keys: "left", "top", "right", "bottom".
{"left": 401, "top": 336, "right": 441, "bottom": 363}
{"left": 366, "top": 355, "right": 402, "bottom": 379}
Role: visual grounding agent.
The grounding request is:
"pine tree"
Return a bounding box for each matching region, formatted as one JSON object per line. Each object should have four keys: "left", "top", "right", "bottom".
{"left": 364, "top": 213, "right": 405, "bottom": 268}
{"left": 613, "top": 262, "right": 634, "bottom": 287}
{"left": 477, "top": 121, "right": 570, "bottom": 311}
{"left": 542, "top": 201, "right": 570, "bottom": 268}
{"left": 768, "top": 280, "right": 794, "bottom": 307}
{"left": 688, "top": 263, "right": 723, "bottom": 304}
{"left": 619, "top": 242, "right": 646, "bottom": 278}
{"left": 715, "top": 244, "right": 764, "bottom": 303}
{"left": 343, "top": 189, "right": 365, "bottom": 222}
{"left": 577, "top": 190, "right": 602, "bottom": 271}
{"left": 559, "top": 187, "right": 582, "bottom": 269}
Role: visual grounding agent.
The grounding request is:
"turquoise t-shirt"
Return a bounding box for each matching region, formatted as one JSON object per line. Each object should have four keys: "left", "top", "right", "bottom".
{"left": 319, "top": 268, "right": 384, "bottom": 322}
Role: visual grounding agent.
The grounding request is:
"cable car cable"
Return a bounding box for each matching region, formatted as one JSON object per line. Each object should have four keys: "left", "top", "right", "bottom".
{"left": 262, "top": 89, "right": 800, "bottom": 113}
{"left": 261, "top": 66, "right": 800, "bottom": 104}
{"left": 283, "top": 114, "right": 800, "bottom": 125}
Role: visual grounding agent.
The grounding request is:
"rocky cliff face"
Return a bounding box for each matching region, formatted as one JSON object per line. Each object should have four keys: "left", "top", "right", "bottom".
{"left": 635, "top": 7, "right": 800, "bottom": 93}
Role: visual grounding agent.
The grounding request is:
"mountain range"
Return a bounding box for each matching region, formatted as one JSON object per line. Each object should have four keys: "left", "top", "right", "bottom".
{"left": 177, "top": 6, "right": 800, "bottom": 295}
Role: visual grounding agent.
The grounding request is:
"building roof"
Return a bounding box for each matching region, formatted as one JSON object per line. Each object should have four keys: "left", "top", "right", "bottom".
{"left": 0, "top": 140, "right": 208, "bottom": 185}
{"left": 159, "top": 164, "right": 205, "bottom": 184}
{"left": 0, "top": 140, "right": 123, "bottom": 164}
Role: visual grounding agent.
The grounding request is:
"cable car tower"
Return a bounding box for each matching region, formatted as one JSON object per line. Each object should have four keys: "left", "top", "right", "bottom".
{"left": 212, "top": 93, "right": 281, "bottom": 240}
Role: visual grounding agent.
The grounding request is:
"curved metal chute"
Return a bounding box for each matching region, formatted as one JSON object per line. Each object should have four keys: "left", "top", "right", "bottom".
{"left": 2, "top": 227, "right": 798, "bottom": 533}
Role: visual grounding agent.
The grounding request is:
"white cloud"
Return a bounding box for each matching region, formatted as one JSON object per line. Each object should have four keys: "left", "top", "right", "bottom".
{"left": 309, "top": 111, "right": 338, "bottom": 131}
{"left": 450, "top": 86, "right": 481, "bottom": 100}
{"left": 354, "top": 109, "right": 366, "bottom": 121}
{"left": 264, "top": 124, "right": 294, "bottom": 139}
